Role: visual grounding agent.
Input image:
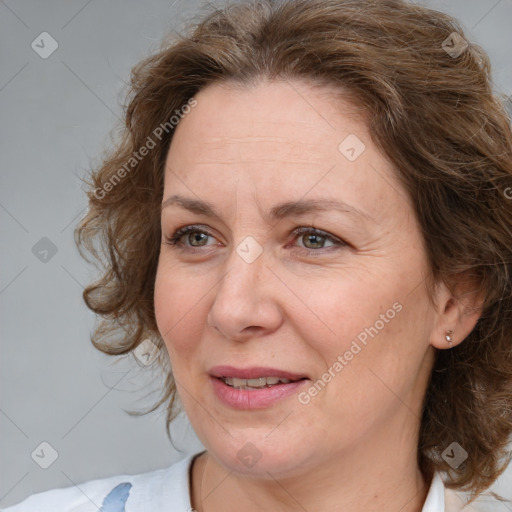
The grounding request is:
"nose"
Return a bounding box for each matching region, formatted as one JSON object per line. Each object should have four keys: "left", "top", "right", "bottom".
{"left": 206, "top": 243, "right": 283, "bottom": 342}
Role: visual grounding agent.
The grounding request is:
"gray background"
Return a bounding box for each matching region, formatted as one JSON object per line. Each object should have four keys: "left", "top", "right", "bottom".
{"left": 1, "top": 0, "right": 511, "bottom": 509}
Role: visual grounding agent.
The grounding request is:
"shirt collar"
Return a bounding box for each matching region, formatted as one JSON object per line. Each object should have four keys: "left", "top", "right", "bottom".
{"left": 422, "top": 472, "right": 445, "bottom": 511}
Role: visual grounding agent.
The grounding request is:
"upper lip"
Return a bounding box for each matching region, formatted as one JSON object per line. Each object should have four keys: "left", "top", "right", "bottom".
{"left": 209, "top": 365, "right": 308, "bottom": 381}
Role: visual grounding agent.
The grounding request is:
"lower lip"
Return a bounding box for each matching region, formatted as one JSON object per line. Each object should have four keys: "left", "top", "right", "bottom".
{"left": 210, "top": 376, "right": 308, "bottom": 409}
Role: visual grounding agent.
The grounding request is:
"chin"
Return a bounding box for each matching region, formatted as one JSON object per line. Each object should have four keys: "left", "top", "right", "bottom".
{"left": 201, "top": 429, "right": 320, "bottom": 479}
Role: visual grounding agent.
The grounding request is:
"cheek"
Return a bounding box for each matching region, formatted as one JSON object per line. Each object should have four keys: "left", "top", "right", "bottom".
{"left": 154, "top": 263, "right": 206, "bottom": 361}
{"left": 300, "top": 270, "right": 399, "bottom": 348}
{"left": 298, "top": 290, "right": 430, "bottom": 436}
{"left": 303, "top": 264, "right": 431, "bottom": 382}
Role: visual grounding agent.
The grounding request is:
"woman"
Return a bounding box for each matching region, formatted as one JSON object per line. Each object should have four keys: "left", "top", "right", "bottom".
{"left": 4, "top": 0, "right": 512, "bottom": 511}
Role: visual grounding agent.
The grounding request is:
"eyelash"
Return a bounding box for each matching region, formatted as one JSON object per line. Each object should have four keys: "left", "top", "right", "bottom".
{"left": 163, "top": 224, "right": 347, "bottom": 254}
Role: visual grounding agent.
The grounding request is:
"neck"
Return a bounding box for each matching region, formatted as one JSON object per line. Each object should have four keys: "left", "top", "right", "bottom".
{"left": 191, "top": 422, "right": 429, "bottom": 512}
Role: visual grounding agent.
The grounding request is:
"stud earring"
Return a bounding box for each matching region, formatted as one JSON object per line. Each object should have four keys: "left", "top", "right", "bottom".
{"left": 445, "top": 330, "right": 454, "bottom": 344}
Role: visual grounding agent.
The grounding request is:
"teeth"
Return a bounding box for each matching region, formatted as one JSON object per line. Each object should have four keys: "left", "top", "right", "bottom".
{"left": 222, "top": 376, "right": 294, "bottom": 389}
{"left": 247, "top": 378, "right": 266, "bottom": 386}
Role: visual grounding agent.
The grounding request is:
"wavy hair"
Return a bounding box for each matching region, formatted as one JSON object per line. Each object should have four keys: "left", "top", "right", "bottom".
{"left": 75, "top": 0, "right": 512, "bottom": 500}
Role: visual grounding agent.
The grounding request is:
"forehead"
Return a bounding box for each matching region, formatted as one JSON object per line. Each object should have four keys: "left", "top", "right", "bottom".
{"left": 169, "top": 79, "right": 366, "bottom": 159}
{"left": 163, "top": 79, "right": 408, "bottom": 220}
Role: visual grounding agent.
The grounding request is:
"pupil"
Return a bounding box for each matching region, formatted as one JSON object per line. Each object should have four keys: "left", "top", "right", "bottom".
{"left": 305, "top": 234, "right": 323, "bottom": 248}
{"left": 191, "top": 233, "right": 207, "bottom": 246}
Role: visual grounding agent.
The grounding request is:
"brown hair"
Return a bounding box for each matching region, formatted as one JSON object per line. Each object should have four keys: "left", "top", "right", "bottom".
{"left": 75, "top": 0, "right": 512, "bottom": 500}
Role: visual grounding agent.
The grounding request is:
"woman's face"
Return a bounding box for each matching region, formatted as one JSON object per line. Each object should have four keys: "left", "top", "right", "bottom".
{"left": 155, "top": 79, "right": 439, "bottom": 478}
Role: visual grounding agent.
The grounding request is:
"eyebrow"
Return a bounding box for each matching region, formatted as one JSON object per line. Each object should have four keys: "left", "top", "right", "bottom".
{"left": 161, "top": 194, "right": 374, "bottom": 224}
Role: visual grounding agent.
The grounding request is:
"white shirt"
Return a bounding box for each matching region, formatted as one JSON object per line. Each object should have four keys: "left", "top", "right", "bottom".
{"left": 1, "top": 451, "right": 484, "bottom": 511}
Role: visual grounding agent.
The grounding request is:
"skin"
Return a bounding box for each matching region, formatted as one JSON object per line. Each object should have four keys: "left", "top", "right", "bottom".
{"left": 154, "top": 79, "right": 482, "bottom": 512}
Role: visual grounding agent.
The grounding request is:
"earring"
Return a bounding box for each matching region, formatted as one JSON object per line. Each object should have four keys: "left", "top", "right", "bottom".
{"left": 445, "top": 330, "right": 453, "bottom": 344}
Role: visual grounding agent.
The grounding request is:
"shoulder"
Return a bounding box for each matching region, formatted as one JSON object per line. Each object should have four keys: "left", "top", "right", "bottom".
{"left": 1, "top": 451, "right": 202, "bottom": 512}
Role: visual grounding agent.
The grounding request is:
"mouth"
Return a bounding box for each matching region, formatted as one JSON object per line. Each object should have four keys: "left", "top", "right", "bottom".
{"left": 219, "top": 375, "right": 306, "bottom": 390}
{"left": 208, "top": 366, "right": 309, "bottom": 409}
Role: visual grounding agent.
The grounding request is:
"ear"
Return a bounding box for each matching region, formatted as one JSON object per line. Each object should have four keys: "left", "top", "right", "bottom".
{"left": 430, "top": 273, "right": 485, "bottom": 350}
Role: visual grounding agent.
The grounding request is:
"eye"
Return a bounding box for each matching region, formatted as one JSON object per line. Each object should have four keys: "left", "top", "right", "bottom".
{"left": 289, "top": 226, "right": 346, "bottom": 252}
{"left": 164, "top": 225, "right": 218, "bottom": 251}
{"left": 163, "top": 224, "right": 347, "bottom": 254}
